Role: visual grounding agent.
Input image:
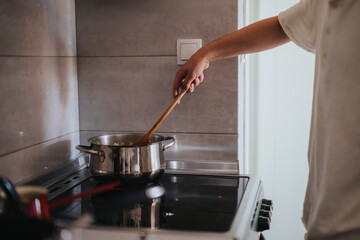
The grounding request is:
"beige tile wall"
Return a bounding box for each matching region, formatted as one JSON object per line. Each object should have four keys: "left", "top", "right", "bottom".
{"left": 0, "top": 0, "right": 245, "bottom": 183}
{"left": 0, "top": 0, "right": 76, "bottom": 56}
{"left": 78, "top": 57, "right": 238, "bottom": 133}
{"left": 0, "top": 0, "right": 79, "bottom": 183}
{"left": 76, "top": 0, "right": 245, "bottom": 170}
{"left": 76, "top": 0, "right": 239, "bottom": 57}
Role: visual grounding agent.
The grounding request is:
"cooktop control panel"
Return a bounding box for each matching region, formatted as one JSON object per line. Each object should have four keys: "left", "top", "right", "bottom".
{"left": 251, "top": 198, "right": 273, "bottom": 232}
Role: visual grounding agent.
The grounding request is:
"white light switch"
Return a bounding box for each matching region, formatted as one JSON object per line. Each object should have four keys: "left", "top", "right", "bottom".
{"left": 177, "top": 39, "right": 202, "bottom": 65}
{"left": 180, "top": 43, "right": 197, "bottom": 60}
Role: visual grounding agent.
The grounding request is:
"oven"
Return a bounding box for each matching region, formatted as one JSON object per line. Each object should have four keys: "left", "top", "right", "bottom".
{"left": 18, "top": 154, "right": 273, "bottom": 240}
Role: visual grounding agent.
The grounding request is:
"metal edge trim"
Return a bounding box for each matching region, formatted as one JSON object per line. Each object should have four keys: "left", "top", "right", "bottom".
{"left": 165, "top": 159, "right": 239, "bottom": 175}
{"left": 20, "top": 153, "right": 89, "bottom": 187}
{"left": 226, "top": 174, "right": 261, "bottom": 239}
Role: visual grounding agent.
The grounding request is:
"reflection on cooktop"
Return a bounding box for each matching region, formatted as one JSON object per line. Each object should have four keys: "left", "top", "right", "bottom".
{"left": 50, "top": 174, "right": 248, "bottom": 232}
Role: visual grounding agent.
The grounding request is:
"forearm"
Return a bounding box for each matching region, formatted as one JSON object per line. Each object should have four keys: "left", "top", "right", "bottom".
{"left": 199, "top": 16, "right": 289, "bottom": 62}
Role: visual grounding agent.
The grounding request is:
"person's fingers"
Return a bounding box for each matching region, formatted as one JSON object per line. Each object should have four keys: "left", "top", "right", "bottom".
{"left": 173, "top": 80, "right": 179, "bottom": 98}
{"left": 189, "top": 83, "right": 195, "bottom": 93}
{"left": 174, "top": 59, "right": 208, "bottom": 97}
{"left": 183, "top": 72, "right": 197, "bottom": 91}
{"left": 181, "top": 71, "right": 204, "bottom": 94}
{"left": 173, "top": 69, "right": 186, "bottom": 98}
{"left": 193, "top": 77, "right": 200, "bottom": 87}
{"left": 204, "top": 62, "right": 209, "bottom": 70}
{"left": 199, "top": 73, "right": 204, "bottom": 83}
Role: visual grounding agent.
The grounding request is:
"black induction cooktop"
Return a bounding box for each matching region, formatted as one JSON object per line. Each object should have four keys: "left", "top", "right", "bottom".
{"left": 50, "top": 173, "right": 248, "bottom": 232}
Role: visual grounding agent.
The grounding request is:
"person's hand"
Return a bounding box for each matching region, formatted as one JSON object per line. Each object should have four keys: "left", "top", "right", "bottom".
{"left": 172, "top": 50, "right": 210, "bottom": 98}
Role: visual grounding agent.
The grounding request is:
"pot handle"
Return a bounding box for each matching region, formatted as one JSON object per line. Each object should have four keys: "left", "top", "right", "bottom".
{"left": 162, "top": 137, "right": 175, "bottom": 151}
{"left": 76, "top": 145, "right": 105, "bottom": 161}
{"left": 0, "top": 177, "right": 25, "bottom": 217}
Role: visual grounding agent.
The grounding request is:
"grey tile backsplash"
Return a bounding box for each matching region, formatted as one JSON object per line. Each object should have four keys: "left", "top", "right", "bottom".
{"left": 78, "top": 56, "right": 238, "bottom": 133}
{"left": 0, "top": 0, "right": 76, "bottom": 56}
{"left": 0, "top": 0, "right": 245, "bottom": 183}
{"left": 76, "top": 0, "right": 245, "bottom": 174}
{"left": 75, "top": 0, "right": 238, "bottom": 56}
{"left": 0, "top": 132, "right": 80, "bottom": 184}
{"left": 0, "top": 57, "right": 79, "bottom": 155}
{"left": 0, "top": 0, "right": 79, "bottom": 183}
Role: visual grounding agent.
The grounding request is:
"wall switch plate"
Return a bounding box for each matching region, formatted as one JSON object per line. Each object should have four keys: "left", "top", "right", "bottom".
{"left": 177, "top": 39, "right": 202, "bottom": 65}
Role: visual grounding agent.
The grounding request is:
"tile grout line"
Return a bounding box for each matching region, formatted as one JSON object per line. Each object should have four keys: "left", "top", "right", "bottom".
{"left": 79, "top": 130, "right": 239, "bottom": 136}
{"left": 0, "top": 131, "right": 79, "bottom": 158}
{"left": 0, "top": 55, "right": 176, "bottom": 58}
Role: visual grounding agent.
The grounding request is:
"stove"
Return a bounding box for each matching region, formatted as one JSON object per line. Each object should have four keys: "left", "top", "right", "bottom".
{"left": 25, "top": 154, "right": 272, "bottom": 240}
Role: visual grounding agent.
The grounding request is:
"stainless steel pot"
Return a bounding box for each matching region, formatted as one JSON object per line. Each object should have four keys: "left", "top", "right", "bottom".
{"left": 76, "top": 133, "right": 175, "bottom": 184}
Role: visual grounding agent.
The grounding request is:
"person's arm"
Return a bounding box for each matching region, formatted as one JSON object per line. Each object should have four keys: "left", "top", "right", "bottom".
{"left": 173, "top": 16, "right": 290, "bottom": 98}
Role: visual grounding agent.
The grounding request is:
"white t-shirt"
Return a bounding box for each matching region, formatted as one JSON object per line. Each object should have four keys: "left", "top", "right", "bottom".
{"left": 278, "top": 0, "right": 360, "bottom": 239}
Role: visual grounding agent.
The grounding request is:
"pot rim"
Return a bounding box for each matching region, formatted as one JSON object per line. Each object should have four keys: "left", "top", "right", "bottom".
{"left": 88, "top": 133, "right": 170, "bottom": 147}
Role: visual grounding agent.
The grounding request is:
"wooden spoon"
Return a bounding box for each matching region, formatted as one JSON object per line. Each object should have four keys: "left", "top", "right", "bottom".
{"left": 132, "top": 90, "right": 187, "bottom": 146}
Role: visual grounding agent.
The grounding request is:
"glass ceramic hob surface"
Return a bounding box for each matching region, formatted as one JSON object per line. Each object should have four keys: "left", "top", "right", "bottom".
{"left": 50, "top": 173, "right": 249, "bottom": 232}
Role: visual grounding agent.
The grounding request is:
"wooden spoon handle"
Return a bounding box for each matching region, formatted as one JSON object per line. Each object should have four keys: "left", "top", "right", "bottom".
{"left": 148, "top": 90, "right": 187, "bottom": 136}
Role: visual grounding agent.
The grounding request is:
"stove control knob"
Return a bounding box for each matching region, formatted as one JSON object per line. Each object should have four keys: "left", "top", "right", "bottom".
{"left": 260, "top": 204, "right": 272, "bottom": 211}
{"left": 261, "top": 199, "right": 273, "bottom": 206}
{"left": 259, "top": 209, "right": 272, "bottom": 219}
{"left": 257, "top": 216, "right": 270, "bottom": 232}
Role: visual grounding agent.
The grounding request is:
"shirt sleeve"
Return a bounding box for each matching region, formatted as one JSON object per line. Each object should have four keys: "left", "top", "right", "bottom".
{"left": 278, "top": 0, "right": 318, "bottom": 53}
